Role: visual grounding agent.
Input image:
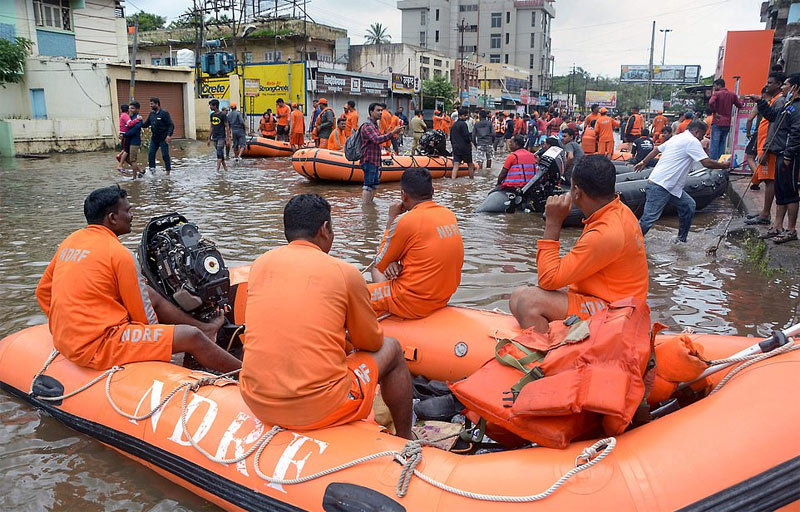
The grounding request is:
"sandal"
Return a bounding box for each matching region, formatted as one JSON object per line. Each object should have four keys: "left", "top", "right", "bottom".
{"left": 773, "top": 230, "right": 798, "bottom": 244}
{"left": 758, "top": 228, "right": 782, "bottom": 240}
{"left": 745, "top": 216, "right": 771, "bottom": 225}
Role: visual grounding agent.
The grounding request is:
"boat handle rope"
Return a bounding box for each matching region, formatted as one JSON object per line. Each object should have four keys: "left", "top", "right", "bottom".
{"left": 705, "top": 339, "right": 799, "bottom": 395}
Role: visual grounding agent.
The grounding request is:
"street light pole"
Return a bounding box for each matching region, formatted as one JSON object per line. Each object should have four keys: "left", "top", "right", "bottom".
{"left": 659, "top": 29, "right": 672, "bottom": 66}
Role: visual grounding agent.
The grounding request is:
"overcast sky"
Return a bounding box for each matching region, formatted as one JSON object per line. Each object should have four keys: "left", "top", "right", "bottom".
{"left": 127, "top": 0, "right": 765, "bottom": 78}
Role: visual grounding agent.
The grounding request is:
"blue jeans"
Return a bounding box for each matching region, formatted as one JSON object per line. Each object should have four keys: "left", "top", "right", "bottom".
{"left": 148, "top": 139, "right": 171, "bottom": 171}
{"left": 362, "top": 161, "right": 380, "bottom": 190}
{"left": 709, "top": 125, "right": 730, "bottom": 160}
{"left": 639, "top": 182, "right": 696, "bottom": 242}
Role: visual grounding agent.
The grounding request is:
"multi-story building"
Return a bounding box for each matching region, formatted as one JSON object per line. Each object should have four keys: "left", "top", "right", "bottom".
{"left": 760, "top": 0, "right": 800, "bottom": 73}
{"left": 0, "top": 0, "right": 196, "bottom": 155}
{"left": 397, "top": 0, "right": 554, "bottom": 95}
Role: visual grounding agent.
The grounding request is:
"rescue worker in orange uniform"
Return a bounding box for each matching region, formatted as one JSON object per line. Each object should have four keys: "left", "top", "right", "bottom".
{"left": 275, "top": 98, "right": 291, "bottom": 142}
{"left": 594, "top": 107, "right": 620, "bottom": 157}
{"left": 314, "top": 98, "right": 335, "bottom": 149}
{"left": 432, "top": 110, "right": 444, "bottom": 131}
{"left": 623, "top": 106, "right": 644, "bottom": 143}
{"left": 651, "top": 110, "right": 668, "bottom": 137}
{"left": 581, "top": 119, "right": 598, "bottom": 155}
{"left": 259, "top": 109, "right": 277, "bottom": 139}
{"left": 344, "top": 100, "right": 359, "bottom": 134}
{"left": 509, "top": 155, "right": 649, "bottom": 332}
{"left": 35, "top": 185, "right": 241, "bottom": 372}
{"left": 289, "top": 103, "right": 305, "bottom": 150}
{"left": 240, "top": 194, "right": 413, "bottom": 438}
{"left": 584, "top": 104, "right": 600, "bottom": 131}
{"left": 441, "top": 112, "right": 453, "bottom": 135}
{"left": 379, "top": 103, "right": 394, "bottom": 150}
{"left": 369, "top": 168, "right": 464, "bottom": 319}
{"left": 676, "top": 111, "right": 693, "bottom": 134}
{"left": 327, "top": 117, "right": 349, "bottom": 151}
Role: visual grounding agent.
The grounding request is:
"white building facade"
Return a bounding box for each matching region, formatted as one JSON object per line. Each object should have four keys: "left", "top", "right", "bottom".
{"left": 397, "top": 0, "right": 554, "bottom": 95}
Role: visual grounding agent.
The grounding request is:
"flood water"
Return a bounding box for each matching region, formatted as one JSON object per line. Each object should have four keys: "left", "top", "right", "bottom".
{"left": 1, "top": 141, "right": 797, "bottom": 510}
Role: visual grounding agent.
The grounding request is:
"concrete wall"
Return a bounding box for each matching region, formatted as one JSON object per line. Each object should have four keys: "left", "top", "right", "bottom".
{"left": 73, "top": 0, "right": 129, "bottom": 61}
{"left": 9, "top": 118, "right": 114, "bottom": 153}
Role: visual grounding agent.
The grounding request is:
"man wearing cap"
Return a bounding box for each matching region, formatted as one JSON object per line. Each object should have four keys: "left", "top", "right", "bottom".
{"left": 432, "top": 110, "right": 444, "bottom": 132}
{"left": 314, "top": 98, "right": 335, "bottom": 149}
{"left": 594, "top": 108, "right": 619, "bottom": 157}
{"left": 228, "top": 102, "right": 247, "bottom": 162}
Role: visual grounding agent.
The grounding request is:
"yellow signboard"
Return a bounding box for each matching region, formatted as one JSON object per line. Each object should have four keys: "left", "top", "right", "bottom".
{"left": 584, "top": 90, "right": 617, "bottom": 108}
{"left": 200, "top": 62, "right": 306, "bottom": 113}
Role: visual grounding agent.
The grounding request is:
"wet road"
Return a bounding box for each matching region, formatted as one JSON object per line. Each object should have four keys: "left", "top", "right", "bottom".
{"left": 0, "top": 141, "right": 797, "bottom": 510}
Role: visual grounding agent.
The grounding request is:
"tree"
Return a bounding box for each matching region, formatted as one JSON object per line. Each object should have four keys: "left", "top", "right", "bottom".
{"left": 422, "top": 76, "right": 455, "bottom": 110}
{"left": 365, "top": 23, "right": 391, "bottom": 45}
{"left": 0, "top": 37, "right": 32, "bottom": 86}
{"left": 126, "top": 12, "right": 166, "bottom": 32}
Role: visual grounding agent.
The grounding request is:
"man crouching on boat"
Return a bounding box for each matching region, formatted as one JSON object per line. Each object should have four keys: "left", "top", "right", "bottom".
{"left": 509, "top": 155, "right": 649, "bottom": 332}
{"left": 35, "top": 185, "right": 241, "bottom": 372}
{"left": 239, "top": 194, "right": 414, "bottom": 439}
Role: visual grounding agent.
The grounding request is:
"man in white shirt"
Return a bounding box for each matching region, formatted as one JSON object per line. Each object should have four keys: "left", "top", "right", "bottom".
{"left": 634, "top": 120, "right": 731, "bottom": 243}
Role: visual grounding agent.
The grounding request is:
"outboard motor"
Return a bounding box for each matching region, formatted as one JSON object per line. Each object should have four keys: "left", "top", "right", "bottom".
{"left": 138, "top": 213, "right": 243, "bottom": 359}
{"left": 476, "top": 146, "right": 564, "bottom": 213}
{"left": 418, "top": 129, "right": 450, "bottom": 157}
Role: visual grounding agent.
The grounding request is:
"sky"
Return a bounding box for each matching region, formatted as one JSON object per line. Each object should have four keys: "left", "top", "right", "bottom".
{"left": 125, "top": 0, "right": 765, "bottom": 78}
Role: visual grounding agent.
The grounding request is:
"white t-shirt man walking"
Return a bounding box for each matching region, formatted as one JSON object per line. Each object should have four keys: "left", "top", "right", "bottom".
{"left": 634, "top": 120, "right": 731, "bottom": 242}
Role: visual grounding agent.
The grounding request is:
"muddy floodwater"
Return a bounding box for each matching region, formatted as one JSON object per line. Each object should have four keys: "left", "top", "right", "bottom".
{"left": 1, "top": 141, "right": 797, "bottom": 510}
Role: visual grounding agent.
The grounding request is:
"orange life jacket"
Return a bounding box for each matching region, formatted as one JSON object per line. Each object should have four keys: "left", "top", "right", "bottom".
{"left": 451, "top": 298, "right": 656, "bottom": 449}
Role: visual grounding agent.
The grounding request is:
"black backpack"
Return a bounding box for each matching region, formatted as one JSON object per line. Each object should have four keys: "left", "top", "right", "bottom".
{"left": 344, "top": 123, "right": 364, "bottom": 161}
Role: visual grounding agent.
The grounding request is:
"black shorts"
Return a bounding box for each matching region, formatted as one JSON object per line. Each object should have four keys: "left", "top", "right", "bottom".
{"left": 744, "top": 134, "right": 758, "bottom": 156}
{"left": 774, "top": 155, "right": 800, "bottom": 205}
{"left": 624, "top": 134, "right": 637, "bottom": 143}
{"left": 276, "top": 125, "right": 288, "bottom": 136}
{"left": 453, "top": 150, "right": 472, "bottom": 164}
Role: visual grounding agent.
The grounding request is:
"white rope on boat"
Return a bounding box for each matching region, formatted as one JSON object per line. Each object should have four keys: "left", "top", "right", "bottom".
{"left": 708, "top": 341, "right": 800, "bottom": 395}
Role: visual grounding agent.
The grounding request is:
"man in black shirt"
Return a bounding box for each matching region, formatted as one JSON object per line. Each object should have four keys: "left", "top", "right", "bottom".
{"left": 631, "top": 128, "right": 655, "bottom": 166}
{"left": 142, "top": 96, "right": 175, "bottom": 174}
{"left": 208, "top": 99, "right": 230, "bottom": 172}
{"left": 450, "top": 107, "right": 475, "bottom": 179}
{"left": 504, "top": 113, "right": 515, "bottom": 151}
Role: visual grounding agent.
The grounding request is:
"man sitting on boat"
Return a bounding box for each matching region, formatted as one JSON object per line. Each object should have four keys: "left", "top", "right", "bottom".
{"left": 35, "top": 185, "right": 241, "bottom": 372}
{"left": 240, "top": 194, "right": 413, "bottom": 439}
{"left": 369, "top": 168, "right": 464, "bottom": 319}
{"left": 509, "top": 155, "right": 649, "bottom": 332}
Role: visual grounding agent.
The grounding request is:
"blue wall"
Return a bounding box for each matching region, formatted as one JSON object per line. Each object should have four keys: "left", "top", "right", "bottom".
{"left": 36, "top": 30, "right": 76, "bottom": 58}
{"left": 0, "top": 0, "right": 16, "bottom": 41}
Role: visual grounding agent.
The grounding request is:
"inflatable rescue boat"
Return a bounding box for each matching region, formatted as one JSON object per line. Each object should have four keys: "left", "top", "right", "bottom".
{"left": 292, "top": 148, "right": 470, "bottom": 183}
{"left": 2, "top": 312, "right": 800, "bottom": 512}
{"left": 243, "top": 136, "right": 311, "bottom": 158}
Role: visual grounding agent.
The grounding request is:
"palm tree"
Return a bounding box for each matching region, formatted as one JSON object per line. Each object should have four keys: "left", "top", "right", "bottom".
{"left": 365, "top": 23, "right": 391, "bottom": 45}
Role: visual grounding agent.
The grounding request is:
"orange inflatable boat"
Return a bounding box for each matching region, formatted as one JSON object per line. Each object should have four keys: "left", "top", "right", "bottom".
{"left": 242, "top": 136, "right": 311, "bottom": 158}
{"left": 2, "top": 320, "right": 800, "bottom": 512}
{"left": 291, "top": 148, "right": 470, "bottom": 183}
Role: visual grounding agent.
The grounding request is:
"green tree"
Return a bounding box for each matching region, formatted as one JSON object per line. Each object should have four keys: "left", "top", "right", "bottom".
{"left": 422, "top": 76, "right": 455, "bottom": 110}
{"left": 365, "top": 23, "right": 391, "bottom": 45}
{"left": 0, "top": 37, "right": 32, "bottom": 86}
{"left": 126, "top": 12, "right": 166, "bottom": 32}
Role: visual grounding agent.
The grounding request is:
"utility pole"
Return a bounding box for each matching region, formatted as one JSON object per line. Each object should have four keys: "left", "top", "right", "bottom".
{"left": 129, "top": 13, "right": 138, "bottom": 101}
{"left": 647, "top": 21, "right": 655, "bottom": 112}
{"left": 659, "top": 28, "right": 672, "bottom": 66}
{"left": 457, "top": 18, "right": 467, "bottom": 106}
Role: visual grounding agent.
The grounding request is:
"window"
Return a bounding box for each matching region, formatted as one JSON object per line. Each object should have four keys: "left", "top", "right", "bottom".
{"left": 151, "top": 57, "right": 162, "bottom": 66}
{"left": 264, "top": 50, "right": 282, "bottom": 62}
{"left": 421, "top": 10, "right": 427, "bottom": 26}
{"left": 419, "top": 31, "right": 426, "bottom": 46}
{"left": 542, "top": 13, "right": 548, "bottom": 32}
{"left": 530, "top": 54, "right": 535, "bottom": 69}
{"left": 243, "top": 52, "right": 253, "bottom": 63}
{"left": 33, "top": 0, "right": 72, "bottom": 31}
{"left": 434, "top": 69, "right": 441, "bottom": 77}
{"left": 458, "top": 45, "right": 477, "bottom": 52}
{"left": 491, "top": 12, "right": 501, "bottom": 28}
{"left": 504, "top": 54, "right": 509, "bottom": 64}
{"left": 420, "top": 55, "right": 430, "bottom": 64}
{"left": 531, "top": 11, "right": 536, "bottom": 27}
{"left": 506, "top": 12, "right": 510, "bottom": 24}
{"left": 459, "top": 4, "right": 478, "bottom": 12}
{"left": 434, "top": 58, "right": 442, "bottom": 67}
{"left": 489, "top": 54, "right": 501, "bottom": 63}
{"left": 465, "top": 24, "right": 478, "bottom": 32}
{"left": 490, "top": 33, "right": 501, "bottom": 49}
{"left": 435, "top": 8, "right": 439, "bottom": 21}
{"left": 505, "top": 33, "right": 509, "bottom": 45}
{"left": 420, "top": 66, "right": 430, "bottom": 79}
{"left": 435, "top": 30, "right": 439, "bottom": 42}
{"left": 530, "top": 33, "right": 535, "bottom": 48}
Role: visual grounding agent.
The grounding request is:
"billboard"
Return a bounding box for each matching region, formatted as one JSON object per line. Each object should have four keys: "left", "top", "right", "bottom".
{"left": 585, "top": 90, "right": 617, "bottom": 108}
{"left": 317, "top": 70, "right": 388, "bottom": 97}
{"left": 620, "top": 65, "right": 701, "bottom": 84}
{"left": 392, "top": 73, "right": 417, "bottom": 94}
{"left": 201, "top": 62, "right": 306, "bottom": 113}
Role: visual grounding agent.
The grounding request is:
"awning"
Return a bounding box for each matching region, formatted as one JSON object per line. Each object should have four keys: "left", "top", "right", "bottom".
{"left": 501, "top": 95, "right": 521, "bottom": 102}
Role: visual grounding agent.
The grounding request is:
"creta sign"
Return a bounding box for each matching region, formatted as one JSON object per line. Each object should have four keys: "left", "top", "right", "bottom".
{"left": 317, "top": 71, "right": 388, "bottom": 96}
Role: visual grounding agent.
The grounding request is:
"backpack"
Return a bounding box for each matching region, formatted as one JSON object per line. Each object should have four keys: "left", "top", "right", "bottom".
{"left": 344, "top": 123, "right": 364, "bottom": 161}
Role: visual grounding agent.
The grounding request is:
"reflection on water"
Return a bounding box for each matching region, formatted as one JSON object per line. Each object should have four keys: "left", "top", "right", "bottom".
{"left": 0, "top": 142, "right": 797, "bottom": 510}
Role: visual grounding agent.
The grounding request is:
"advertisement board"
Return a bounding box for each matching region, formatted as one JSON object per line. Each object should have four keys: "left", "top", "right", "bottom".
{"left": 731, "top": 99, "right": 756, "bottom": 171}
{"left": 244, "top": 78, "right": 260, "bottom": 97}
{"left": 585, "top": 90, "right": 617, "bottom": 108}
{"left": 201, "top": 62, "right": 306, "bottom": 113}
{"left": 520, "top": 88, "right": 529, "bottom": 105}
{"left": 317, "top": 70, "right": 388, "bottom": 97}
{"left": 620, "top": 65, "right": 701, "bottom": 84}
{"left": 392, "top": 73, "right": 416, "bottom": 94}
